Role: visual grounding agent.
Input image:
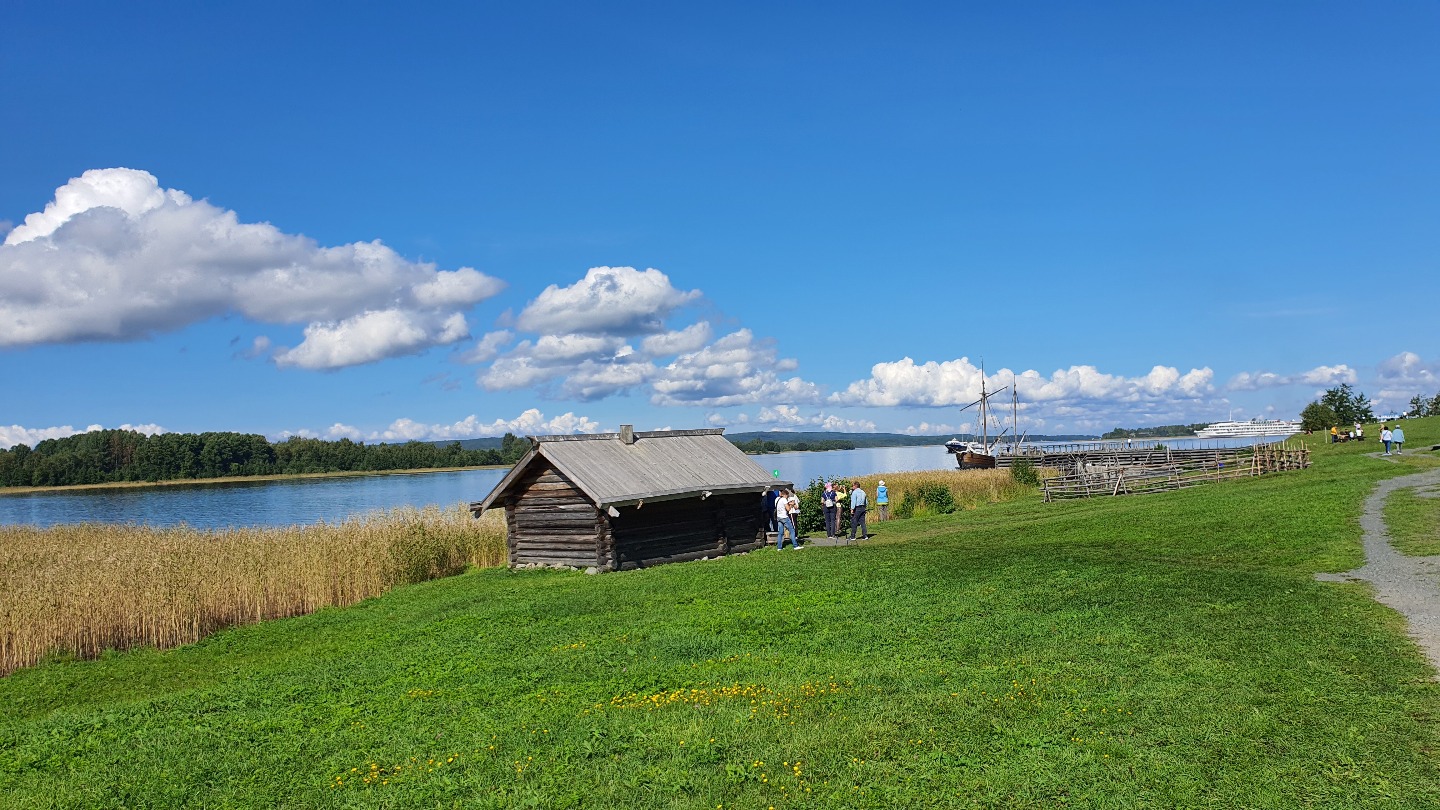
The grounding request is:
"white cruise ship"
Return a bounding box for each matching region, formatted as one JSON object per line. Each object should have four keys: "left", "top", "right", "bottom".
{"left": 1194, "top": 418, "right": 1303, "bottom": 439}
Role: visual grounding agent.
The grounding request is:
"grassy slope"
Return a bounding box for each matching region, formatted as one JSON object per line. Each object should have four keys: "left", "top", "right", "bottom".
{"left": 2, "top": 430, "right": 1439, "bottom": 808}
{"left": 1384, "top": 488, "right": 1440, "bottom": 557}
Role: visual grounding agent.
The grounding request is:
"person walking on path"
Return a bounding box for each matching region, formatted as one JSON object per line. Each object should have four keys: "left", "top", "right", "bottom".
{"left": 1382, "top": 425, "right": 1393, "bottom": 455}
{"left": 876, "top": 480, "right": 889, "bottom": 521}
{"left": 848, "top": 483, "right": 869, "bottom": 542}
{"left": 1393, "top": 425, "right": 1405, "bottom": 454}
{"left": 822, "top": 482, "right": 839, "bottom": 538}
{"left": 775, "top": 489, "right": 799, "bottom": 550}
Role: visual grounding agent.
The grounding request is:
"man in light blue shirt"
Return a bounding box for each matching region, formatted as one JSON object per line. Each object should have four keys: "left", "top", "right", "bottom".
{"left": 1393, "top": 425, "right": 1405, "bottom": 454}
{"left": 849, "top": 484, "right": 868, "bottom": 542}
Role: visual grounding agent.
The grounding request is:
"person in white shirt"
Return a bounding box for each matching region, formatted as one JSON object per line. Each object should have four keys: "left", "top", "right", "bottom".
{"left": 775, "top": 489, "right": 799, "bottom": 549}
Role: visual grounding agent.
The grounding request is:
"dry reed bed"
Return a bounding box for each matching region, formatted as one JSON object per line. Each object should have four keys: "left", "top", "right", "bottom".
{"left": 845, "top": 467, "right": 1036, "bottom": 511}
{"left": 0, "top": 504, "right": 506, "bottom": 676}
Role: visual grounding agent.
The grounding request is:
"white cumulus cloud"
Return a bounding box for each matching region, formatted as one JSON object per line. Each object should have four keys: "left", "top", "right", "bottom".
{"left": 454, "top": 330, "right": 514, "bottom": 364}
{"left": 1227, "top": 364, "right": 1357, "bottom": 391}
{"left": 275, "top": 310, "right": 470, "bottom": 370}
{"left": 516, "top": 266, "right": 700, "bottom": 336}
{"left": 1, "top": 422, "right": 166, "bottom": 450}
{"left": 751, "top": 405, "right": 877, "bottom": 432}
{"left": 833, "top": 357, "right": 1214, "bottom": 408}
{"left": 650, "top": 329, "right": 822, "bottom": 407}
{"left": 0, "top": 168, "right": 504, "bottom": 367}
{"left": 317, "top": 409, "right": 602, "bottom": 442}
{"left": 1376, "top": 351, "right": 1439, "bottom": 388}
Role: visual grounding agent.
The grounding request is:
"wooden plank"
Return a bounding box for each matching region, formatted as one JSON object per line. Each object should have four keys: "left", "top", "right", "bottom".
{"left": 514, "top": 508, "right": 598, "bottom": 520}
{"left": 522, "top": 482, "right": 583, "bottom": 494}
{"left": 513, "top": 496, "right": 590, "bottom": 508}
{"left": 515, "top": 531, "right": 600, "bottom": 543}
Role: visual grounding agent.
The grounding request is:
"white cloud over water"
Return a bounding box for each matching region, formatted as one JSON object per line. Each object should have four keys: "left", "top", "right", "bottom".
{"left": 833, "top": 357, "right": 1215, "bottom": 408}
{"left": 0, "top": 168, "right": 504, "bottom": 367}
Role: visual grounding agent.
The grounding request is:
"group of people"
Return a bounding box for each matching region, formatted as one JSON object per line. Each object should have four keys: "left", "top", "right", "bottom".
{"left": 1327, "top": 421, "right": 1407, "bottom": 454}
{"left": 1381, "top": 424, "right": 1406, "bottom": 455}
{"left": 765, "top": 480, "right": 890, "bottom": 550}
{"left": 1330, "top": 423, "right": 1366, "bottom": 442}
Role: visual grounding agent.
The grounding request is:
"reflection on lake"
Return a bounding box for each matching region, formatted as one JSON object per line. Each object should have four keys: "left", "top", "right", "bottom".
{"left": 0, "top": 436, "right": 1299, "bottom": 530}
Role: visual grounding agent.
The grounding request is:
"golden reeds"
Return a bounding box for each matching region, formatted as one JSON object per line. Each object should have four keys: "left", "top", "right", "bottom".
{"left": 845, "top": 468, "right": 1036, "bottom": 514}
{"left": 0, "top": 504, "right": 506, "bottom": 676}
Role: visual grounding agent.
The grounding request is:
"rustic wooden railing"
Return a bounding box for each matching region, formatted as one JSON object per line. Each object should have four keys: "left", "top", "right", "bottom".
{"left": 1041, "top": 442, "right": 1310, "bottom": 502}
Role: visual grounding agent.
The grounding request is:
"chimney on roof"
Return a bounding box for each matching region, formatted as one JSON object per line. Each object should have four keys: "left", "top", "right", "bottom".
{"left": 620, "top": 424, "right": 635, "bottom": 444}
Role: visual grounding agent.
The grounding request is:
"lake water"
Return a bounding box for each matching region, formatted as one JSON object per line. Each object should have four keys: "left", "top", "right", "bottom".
{"left": 0, "top": 436, "right": 1297, "bottom": 530}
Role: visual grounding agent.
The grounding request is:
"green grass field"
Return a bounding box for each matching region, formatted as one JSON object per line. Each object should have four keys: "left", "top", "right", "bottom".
{"left": 1384, "top": 486, "right": 1440, "bottom": 557}
{"left": 2, "top": 422, "right": 1439, "bottom": 808}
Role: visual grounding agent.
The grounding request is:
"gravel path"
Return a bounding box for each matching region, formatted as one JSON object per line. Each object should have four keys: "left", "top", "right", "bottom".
{"left": 1315, "top": 458, "right": 1440, "bottom": 678}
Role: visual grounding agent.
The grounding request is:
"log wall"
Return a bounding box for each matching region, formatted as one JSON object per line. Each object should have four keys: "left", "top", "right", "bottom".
{"left": 609, "top": 492, "right": 765, "bottom": 571}
{"left": 501, "top": 466, "right": 767, "bottom": 571}
{"left": 505, "top": 464, "right": 603, "bottom": 569}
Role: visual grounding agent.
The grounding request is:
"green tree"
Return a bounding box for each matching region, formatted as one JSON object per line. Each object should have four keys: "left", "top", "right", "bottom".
{"left": 1300, "top": 401, "right": 1337, "bottom": 433}
{"left": 1319, "top": 383, "right": 1374, "bottom": 425}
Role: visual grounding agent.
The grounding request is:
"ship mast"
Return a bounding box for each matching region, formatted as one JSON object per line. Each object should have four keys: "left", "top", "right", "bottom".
{"left": 1012, "top": 373, "right": 1018, "bottom": 452}
{"left": 980, "top": 362, "right": 988, "bottom": 448}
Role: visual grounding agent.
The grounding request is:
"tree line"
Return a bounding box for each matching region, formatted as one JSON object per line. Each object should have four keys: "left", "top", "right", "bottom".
{"left": 0, "top": 430, "right": 532, "bottom": 488}
{"left": 730, "top": 438, "right": 858, "bottom": 454}
{"left": 1100, "top": 424, "right": 1209, "bottom": 440}
{"left": 1405, "top": 391, "right": 1440, "bottom": 418}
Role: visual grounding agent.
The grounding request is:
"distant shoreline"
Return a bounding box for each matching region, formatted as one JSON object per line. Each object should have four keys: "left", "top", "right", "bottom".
{"left": 0, "top": 465, "right": 508, "bottom": 497}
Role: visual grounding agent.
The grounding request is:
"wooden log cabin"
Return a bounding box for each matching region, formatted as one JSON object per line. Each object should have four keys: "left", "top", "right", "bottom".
{"left": 470, "top": 427, "right": 792, "bottom": 571}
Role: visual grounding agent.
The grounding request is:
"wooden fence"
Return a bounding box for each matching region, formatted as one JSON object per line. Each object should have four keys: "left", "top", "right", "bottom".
{"left": 1041, "top": 441, "right": 1310, "bottom": 501}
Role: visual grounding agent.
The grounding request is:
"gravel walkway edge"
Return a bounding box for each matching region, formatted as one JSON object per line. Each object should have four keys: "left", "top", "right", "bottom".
{"left": 1314, "top": 461, "right": 1440, "bottom": 679}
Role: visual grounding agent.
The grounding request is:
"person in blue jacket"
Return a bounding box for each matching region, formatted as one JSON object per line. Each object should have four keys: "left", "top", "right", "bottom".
{"left": 876, "top": 480, "right": 889, "bottom": 521}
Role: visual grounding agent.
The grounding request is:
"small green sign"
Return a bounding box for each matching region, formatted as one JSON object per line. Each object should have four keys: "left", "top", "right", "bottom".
{"left": 772, "top": 470, "right": 780, "bottom": 478}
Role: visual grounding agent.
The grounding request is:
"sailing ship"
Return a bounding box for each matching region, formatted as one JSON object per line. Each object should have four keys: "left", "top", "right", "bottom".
{"left": 944, "top": 368, "right": 1017, "bottom": 470}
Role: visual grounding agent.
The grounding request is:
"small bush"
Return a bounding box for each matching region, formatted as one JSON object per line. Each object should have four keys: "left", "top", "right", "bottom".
{"left": 894, "top": 482, "right": 958, "bottom": 519}
{"left": 1010, "top": 458, "right": 1040, "bottom": 487}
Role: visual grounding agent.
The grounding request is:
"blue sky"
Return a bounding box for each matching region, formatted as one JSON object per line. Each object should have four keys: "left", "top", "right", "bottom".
{"left": 3, "top": 2, "right": 1437, "bottom": 447}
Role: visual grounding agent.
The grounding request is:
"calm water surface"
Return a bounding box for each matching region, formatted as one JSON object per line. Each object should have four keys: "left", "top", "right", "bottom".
{"left": 0, "top": 436, "right": 1295, "bottom": 530}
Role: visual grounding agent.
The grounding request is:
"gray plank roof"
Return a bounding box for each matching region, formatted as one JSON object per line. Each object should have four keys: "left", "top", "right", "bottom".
{"left": 473, "top": 429, "right": 790, "bottom": 512}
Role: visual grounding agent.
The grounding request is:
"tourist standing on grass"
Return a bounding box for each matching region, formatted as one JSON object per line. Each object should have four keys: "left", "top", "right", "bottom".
{"left": 849, "top": 483, "right": 869, "bottom": 541}
{"left": 786, "top": 489, "right": 802, "bottom": 545}
{"left": 1331, "top": 425, "right": 1339, "bottom": 443}
{"left": 822, "top": 482, "right": 839, "bottom": 538}
{"left": 763, "top": 487, "right": 780, "bottom": 533}
{"left": 775, "top": 489, "right": 798, "bottom": 549}
{"left": 876, "top": 480, "right": 889, "bottom": 521}
{"left": 1382, "top": 425, "right": 1393, "bottom": 455}
{"left": 1393, "top": 425, "right": 1405, "bottom": 454}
